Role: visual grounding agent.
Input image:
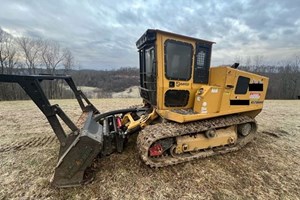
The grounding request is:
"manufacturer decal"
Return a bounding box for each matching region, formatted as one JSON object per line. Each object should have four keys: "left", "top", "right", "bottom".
{"left": 201, "top": 107, "right": 207, "bottom": 114}
{"left": 176, "top": 82, "right": 189, "bottom": 87}
{"left": 211, "top": 88, "right": 219, "bottom": 93}
{"left": 251, "top": 80, "right": 263, "bottom": 84}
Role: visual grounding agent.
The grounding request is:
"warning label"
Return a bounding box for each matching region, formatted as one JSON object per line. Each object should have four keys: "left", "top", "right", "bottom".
{"left": 250, "top": 92, "right": 260, "bottom": 99}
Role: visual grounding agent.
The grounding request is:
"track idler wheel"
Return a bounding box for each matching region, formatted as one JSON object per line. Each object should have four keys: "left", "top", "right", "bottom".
{"left": 205, "top": 129, "right": 216, "bottom": 138}
{"left": 170, "top": 145, "right": 179, "bottom": 157}
{"left": 238, "top": 123, "right": 253, "bottom": 136}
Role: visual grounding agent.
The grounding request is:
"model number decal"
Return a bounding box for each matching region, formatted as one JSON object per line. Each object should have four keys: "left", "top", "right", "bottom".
{"left": 251, "top": 100, "right": 263, "bottom": 104}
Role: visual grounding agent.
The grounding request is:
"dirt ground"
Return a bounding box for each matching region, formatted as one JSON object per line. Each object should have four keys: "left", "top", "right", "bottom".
{"left": 0, "top": 99, "right": 299, "bottom": 200}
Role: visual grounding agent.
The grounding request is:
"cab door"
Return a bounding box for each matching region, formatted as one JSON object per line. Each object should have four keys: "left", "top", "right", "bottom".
{"left": 161, "top": 37, "right": 194, "bottom": 109}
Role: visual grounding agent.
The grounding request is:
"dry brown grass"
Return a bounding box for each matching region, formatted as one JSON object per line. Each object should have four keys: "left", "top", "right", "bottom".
{"left": 0, "top": 99, "right": 299, "bottom": 200}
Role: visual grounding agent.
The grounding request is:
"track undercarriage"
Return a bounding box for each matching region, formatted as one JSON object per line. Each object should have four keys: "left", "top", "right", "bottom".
{"left": 137, "top": 114, "right": 257, "bottom": 168}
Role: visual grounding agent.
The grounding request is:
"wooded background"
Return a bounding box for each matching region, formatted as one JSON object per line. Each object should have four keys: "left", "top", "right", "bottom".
{"left": 0, "top": 27, "right": 299, "bottom": 100}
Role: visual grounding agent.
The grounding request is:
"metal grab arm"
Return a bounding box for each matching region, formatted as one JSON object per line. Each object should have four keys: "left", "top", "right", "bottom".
{"left": 0, "top": 74, "right": 100, "bottom": 145}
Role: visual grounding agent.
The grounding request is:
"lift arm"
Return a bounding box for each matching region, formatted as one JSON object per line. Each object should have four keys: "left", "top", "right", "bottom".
{"left": 0, "top": 74, "right": 99, "bottom": 145}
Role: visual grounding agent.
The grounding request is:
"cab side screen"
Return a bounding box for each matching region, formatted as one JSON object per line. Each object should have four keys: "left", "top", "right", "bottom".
{"left": 139, "top": 46, "right": 157, "bottom": 105}
{"left": 193, "top": 42, "right": 212, "bottom": 84}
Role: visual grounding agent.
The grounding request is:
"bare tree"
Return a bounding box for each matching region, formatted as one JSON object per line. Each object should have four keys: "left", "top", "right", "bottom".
{"left": 62, "top": 48, "right": 74, "bottom": 74}
{"left": 294, "top": 55, "right": 300, "bottom": 67}
{"left": 253, "top": 55, "right": 264, "bottom": 68}
{"left": 0, "top": 28, "right": 18, "bottom": 74}
{"left": 0, "top": 29, "right": 79, "bottom": 100}
{"left": 17, "top": 37, "right": 42, "bottom": 74}
{"left": 0, "top": 28, "right": 21, "bottom": 100}
{"left": 40, "top": 40, "right": 69, "bottom": 98}
{"left": 41, "top": 40, "right": 66, "bottom": 74}
{"left": 245, "top": 56, "right": 251, "bottom": 66}
{"left": 0, "top": 28, "right": 8, "bottom": 74}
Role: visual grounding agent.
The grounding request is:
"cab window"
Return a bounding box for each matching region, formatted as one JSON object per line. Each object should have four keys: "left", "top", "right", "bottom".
{"left": 164, "top": 40, "right": 193, "bottom": 80}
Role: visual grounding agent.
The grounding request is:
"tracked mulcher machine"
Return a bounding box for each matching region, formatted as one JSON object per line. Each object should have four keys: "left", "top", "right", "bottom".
{"left": 0, "top": 30, "right": 269, "bottom": 187}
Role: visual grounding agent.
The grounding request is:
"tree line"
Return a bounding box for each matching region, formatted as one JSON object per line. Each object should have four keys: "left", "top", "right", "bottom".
{"left": 0, "top": 27, "right": 75, "bottom": 100}
{"left": 0, "top": 28, "right": 74, "bottom": 75}
{"left": 236, "top": 55, "right": 300, "bottom": 99}
{"left": 70, "top": 68, "right": 139, "bottom": 93}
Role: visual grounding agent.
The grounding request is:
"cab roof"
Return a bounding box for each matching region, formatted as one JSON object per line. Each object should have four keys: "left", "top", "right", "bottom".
{"left": 136, "top": 29, "right": 215, "bottom": 49}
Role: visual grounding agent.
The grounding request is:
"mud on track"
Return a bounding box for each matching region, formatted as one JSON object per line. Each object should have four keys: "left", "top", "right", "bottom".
{"left": 0, "top": 99, "right": 299, "bottom": 200}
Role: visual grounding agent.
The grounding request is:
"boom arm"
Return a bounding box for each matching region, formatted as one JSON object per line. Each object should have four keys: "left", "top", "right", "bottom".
{"left": 0, "top": 74, "right": 99, "bottom": 145}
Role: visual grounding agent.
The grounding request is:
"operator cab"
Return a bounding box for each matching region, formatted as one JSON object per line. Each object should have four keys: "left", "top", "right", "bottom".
{"left": 136, "top": 29, "right": 214, "bottom": 110}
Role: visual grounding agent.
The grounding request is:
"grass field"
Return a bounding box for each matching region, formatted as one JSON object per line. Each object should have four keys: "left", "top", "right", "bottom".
{"left": 0, "top": 99, "right": 299, "bottom": 199}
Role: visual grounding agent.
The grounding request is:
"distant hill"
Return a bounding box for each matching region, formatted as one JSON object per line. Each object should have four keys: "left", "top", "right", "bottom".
{"left": 112, "top": 86, "right": 140, "bottom": 98}
{"left": 70, "top": 68, "right": 139, "bottom": 96}
{"left": 0, "top": 67, "right": 140, "bottom": 100}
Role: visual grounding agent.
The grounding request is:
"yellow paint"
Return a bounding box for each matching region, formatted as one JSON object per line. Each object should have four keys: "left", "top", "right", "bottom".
{"left": 175, "top": 126, "right": 237, "bottom": 153}
{"left": 122, "top": 108, "right": 158, "bottom": 133}
{"left": 121, "top": 113, "right": 141, "bottom": 132}
{"left": 151, "top": 30, "right": 269, "bottom": 123}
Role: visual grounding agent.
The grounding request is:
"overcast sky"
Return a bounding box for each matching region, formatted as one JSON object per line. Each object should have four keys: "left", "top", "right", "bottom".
{"left": 0, "top": 0, "right": 299, "bottom": 69}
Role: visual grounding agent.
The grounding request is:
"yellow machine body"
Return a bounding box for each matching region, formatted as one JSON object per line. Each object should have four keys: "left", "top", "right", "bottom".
{"left": 136, "top": 30, "right": 269, "bottom": 124}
